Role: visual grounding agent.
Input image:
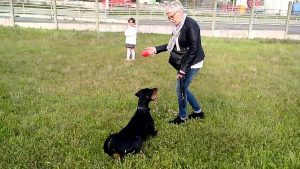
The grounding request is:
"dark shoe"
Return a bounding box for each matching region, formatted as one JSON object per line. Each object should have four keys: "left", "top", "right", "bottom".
{"left": 188, "top": 111, "right": 205, "bottom": 119}
{"left": 169, "top": 116, "right": 187, "bottom": 125}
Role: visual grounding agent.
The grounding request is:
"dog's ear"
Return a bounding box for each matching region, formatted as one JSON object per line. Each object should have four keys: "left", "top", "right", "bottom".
{"left": 135, "top": 89, "right": 142, "bottom": 97}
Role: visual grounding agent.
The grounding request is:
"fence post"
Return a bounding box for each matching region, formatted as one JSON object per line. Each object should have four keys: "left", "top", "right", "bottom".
{"left": 150, "top": 3, "right": 153, "bottom": 21}
{"left": 10, "top": 0, "right": 15, "bottom": 27}
{"left": 53, "top": 0, "right": 58, "bottom": 29}
{"left": 95, "top": 0, "right": 99, "bottom": 32}
{"left": 22, "top": 0, "right": 25, "bottom": 14}
{"left": 285, "top": 1, "right": 292, "bottom": 39}
{"left": 136, "top": 0, "right": 139, "bottom": 31}
{"left": 248, "top": 0, "right": 256, "bottom": 39}
{"left": 78, "top": 0, "right": 81, "bottom": 20}
{"left": 211, "top": 0, "right": 217, "bottom": 37}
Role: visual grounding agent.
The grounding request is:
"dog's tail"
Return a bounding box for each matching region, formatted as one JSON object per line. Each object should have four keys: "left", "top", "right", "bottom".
{"left": 103, "top": 134, "right": 117, "bottom": 156}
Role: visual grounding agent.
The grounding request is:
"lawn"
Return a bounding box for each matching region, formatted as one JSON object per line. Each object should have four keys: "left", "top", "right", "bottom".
{"left": 0, "top": 26, "right": 299, "bottom": 168}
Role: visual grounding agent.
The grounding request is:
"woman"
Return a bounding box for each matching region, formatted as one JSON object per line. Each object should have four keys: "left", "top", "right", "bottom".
{"left": 145, "top": 1, "right": 205, "bottom": 124}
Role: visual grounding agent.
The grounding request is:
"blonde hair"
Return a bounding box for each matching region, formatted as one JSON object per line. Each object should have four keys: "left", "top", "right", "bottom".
{"left": 166, "top": 1, "right": 184, "bottom": 13}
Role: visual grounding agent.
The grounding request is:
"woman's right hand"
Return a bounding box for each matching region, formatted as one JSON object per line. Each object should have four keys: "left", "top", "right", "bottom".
{"left": 144, "top": 47, "right": 156, "bottom": 55}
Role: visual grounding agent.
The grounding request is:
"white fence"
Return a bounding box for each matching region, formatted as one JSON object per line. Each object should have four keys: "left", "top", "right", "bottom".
{"left": 1, "top": 0, "right": 300, "bottom": 40}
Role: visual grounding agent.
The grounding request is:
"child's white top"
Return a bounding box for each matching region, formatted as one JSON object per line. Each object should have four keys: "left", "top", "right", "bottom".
{"left": 125, "top": 26, "right": 137, "bottom": 45}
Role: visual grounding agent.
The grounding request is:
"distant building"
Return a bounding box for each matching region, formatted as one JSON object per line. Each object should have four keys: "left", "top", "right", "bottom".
{"left": 248, "top": 0, "right": 294, "bottom": 15}
{"left": 102, "top": 0, "right": 133, "bottom": 6}
{"left": 139, "top": 0, "right": 156, "bottom": 5}
{"left": 264, "top": 0, "right": 291, "bottom": 15}
{"left": 219, "top": 0, "right": 296, "bottom": 15}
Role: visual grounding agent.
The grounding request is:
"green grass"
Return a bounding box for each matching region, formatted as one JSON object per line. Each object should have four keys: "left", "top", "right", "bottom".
{"left": 0, "top": 26, "right": 299, "bottom": 168}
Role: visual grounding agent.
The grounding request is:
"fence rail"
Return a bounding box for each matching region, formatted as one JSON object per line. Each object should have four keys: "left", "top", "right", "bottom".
{"left": 1, "top": 0, "right": 300, "bottom": 40}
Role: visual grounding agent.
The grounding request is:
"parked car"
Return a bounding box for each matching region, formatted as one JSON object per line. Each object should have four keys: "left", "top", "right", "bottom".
{"left": 292, "top": 2, "right": 300, "bottom": 16}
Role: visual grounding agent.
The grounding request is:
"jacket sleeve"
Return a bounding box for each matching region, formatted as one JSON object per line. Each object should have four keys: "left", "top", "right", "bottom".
{"left": 155, "top": 44, "right": 168, "bottom": 54}
{"left": 180, "top": 23, "right": 200, "bottom": 73}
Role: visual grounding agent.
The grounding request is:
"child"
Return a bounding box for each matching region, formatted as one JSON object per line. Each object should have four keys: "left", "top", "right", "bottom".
{"left": 124, "top": 18, "right": 137, "bottom": 61}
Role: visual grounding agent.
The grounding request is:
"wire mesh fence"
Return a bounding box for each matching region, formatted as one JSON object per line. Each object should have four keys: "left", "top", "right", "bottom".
{"left": 1, "top": 0, "right": 300, "bottom": 39}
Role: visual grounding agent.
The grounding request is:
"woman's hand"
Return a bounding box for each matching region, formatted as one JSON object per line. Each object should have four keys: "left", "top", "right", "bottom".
{"left": 144, "top": 47, "right": 156, "bottom": 55}
{"left": 177, "top": 70, "right": 186, "bottom": 79}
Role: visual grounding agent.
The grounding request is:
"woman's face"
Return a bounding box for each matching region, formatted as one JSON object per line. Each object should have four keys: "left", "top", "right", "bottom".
{"left": 167, "top": 10, "right": 182, "bottom": 25}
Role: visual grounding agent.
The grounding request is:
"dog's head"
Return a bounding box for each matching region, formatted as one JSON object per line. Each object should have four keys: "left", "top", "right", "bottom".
{"left": 135, "top": 88, "right": 158, "bottom": 101}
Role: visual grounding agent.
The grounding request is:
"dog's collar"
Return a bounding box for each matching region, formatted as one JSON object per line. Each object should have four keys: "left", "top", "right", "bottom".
{"left": 137, "top": 106, "right": 150, "bottom": 111}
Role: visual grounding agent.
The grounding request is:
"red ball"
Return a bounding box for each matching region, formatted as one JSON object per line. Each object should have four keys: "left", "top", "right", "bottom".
{"left": 141, "top": 50, "right": 151, "bottom": 57}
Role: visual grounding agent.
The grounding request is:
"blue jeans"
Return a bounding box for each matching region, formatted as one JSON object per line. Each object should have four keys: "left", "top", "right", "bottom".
{"left": 176, "top": 68, "right": 201, "bottom": 118}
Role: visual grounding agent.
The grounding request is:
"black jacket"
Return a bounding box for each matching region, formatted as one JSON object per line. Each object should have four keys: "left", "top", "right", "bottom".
{"left": 155, "top": 16, "right": 205, "bottom": 73}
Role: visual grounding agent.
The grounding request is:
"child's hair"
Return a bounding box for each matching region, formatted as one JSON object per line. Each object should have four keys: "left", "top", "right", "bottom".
{"left": 128, "top": 18, "right": 135, "bottom": 23}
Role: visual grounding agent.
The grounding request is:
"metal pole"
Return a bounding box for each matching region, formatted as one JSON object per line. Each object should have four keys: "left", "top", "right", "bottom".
{"left": 10, "top": 0, "right": 15, "bottom": 27}
{"left": 53, "top": 0, "right": 58, "bottom": 29}
{"left": 248, "top": 0, "right": 256, "bottom": 39}
{"left": 96, "top": 0, "right": 99, "bottom": 32}
{"left": 284, "top": 1, "right": 292, "bottom": 39}
{"left": 211, "top": 0, "right": 217, "bottom": 37}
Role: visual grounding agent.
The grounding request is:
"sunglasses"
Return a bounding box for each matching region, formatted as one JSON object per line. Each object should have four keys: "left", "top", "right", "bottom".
{"left": 168, "top": 10, "right": 179, "bottom": 20}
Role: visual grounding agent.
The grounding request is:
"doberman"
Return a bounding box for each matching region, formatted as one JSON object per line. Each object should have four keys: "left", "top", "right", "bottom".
{"left": 103, "top": 88, "right": 158, "bottom": 159}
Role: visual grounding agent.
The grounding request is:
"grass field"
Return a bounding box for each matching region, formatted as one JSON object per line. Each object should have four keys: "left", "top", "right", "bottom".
{"left": 0, "top": 26, "right": 299, "bottom": 168}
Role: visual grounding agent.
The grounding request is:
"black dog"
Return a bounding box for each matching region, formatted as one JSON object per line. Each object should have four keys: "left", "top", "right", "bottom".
{"left": 103, "top": 88, "right": 158, "bottom": 158}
